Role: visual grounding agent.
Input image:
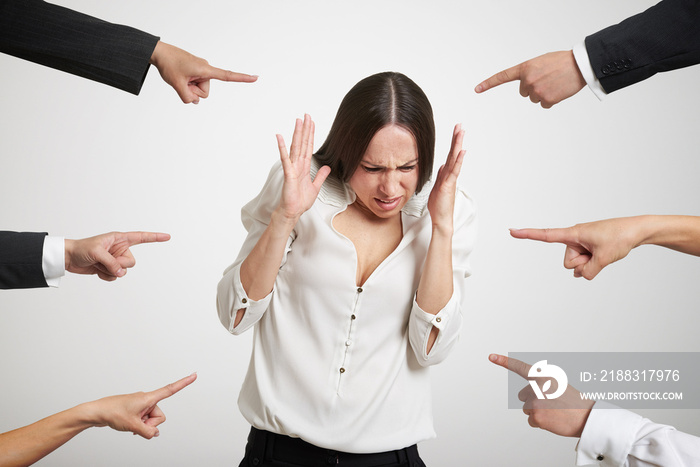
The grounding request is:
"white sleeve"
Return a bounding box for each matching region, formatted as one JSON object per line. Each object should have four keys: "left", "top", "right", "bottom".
{"left": 576, "top": 401, "right": 700, "bottom": 466}
{"left": 573, "top": 41, "right": 607, "bottom": 101}
{"left": 408, "top": 189, "right": 477, "bottom": 366}
{"left": 216, "top": 161, "right": 294, "bottom": 334}
{"left": 42, "top": 236, "right": 65, "bottom": 287}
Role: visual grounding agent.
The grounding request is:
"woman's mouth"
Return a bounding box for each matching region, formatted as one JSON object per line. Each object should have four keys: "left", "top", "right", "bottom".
{"left": 374, "top": 197, "right": 401, "bottom": 211}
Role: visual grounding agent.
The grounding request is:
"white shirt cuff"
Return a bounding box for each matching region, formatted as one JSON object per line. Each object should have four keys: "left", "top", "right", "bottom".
{"left": 42, "top": 236, "right": 65, "bottom": 287}
{"left": 217, "top": 263, "right": 273, "bottom": 335}
{"left": 576, "top": 401, "right": 642, "bottom": 466}
{"left": 573, "top": 41, "right": 607, "bottom": 101}
{"left": 409, "top": 291, "right": 461, "bottom": 366}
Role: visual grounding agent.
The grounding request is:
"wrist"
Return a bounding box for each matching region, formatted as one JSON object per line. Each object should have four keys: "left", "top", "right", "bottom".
{"left": 631, "top": 215, "right": 656, "bottom": 248}
{"left": 64, "top": 239, "right": 75, "bottom": 270}
{"left": 149, "top": 40, "right": 166, "bottom": 67}
{"left": 574, "top": 403, "right": 595, "bottom": 438}
{"left": 271, "top": 207, "right": 300, "bottom": 232}
{"left": 431, "top": 223, "right": 454, "bottom": 239}
{"left": 71, "top": 401, "right": 102, "bottom": 430}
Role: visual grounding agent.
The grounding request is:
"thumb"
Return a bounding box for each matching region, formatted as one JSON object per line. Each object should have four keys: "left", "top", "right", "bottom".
{"left": 93, "top": 248, "right": 124, "bottom": 277}
{"left": 132, "top": 422, "right": 160, "bottom": 439}
{"left": 312, "top": 165, "right": 331, "bottom": 190}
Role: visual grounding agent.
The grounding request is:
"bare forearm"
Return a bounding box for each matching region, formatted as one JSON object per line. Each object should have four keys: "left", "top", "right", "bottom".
{"left": 0, "top": 405, "right": 93, "bottom": 467}
{"left": 240, "top": 210, "right": 297, "bottom": 301}
{"left": 416, "top": 229, "right": 454, "bottom": 353}
{"left": 417, "top": 228, "right": 454, "bottom": 313}
{"left": 637, "top": 215, "right": 700, "bottom": 256}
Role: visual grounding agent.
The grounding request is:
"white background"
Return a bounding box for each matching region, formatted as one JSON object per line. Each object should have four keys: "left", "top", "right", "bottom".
{"left": 1, "top": 1, "right": 699, "bottom": 465}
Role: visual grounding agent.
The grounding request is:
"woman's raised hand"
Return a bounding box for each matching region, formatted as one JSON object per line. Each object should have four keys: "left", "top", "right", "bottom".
{"left": 275, "top": 114, "right": 331, "bottom": 223}
{"left": 427, "top": 124, "right": 466, "bottom": 235}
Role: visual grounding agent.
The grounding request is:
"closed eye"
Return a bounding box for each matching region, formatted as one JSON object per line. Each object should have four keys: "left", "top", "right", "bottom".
{"left": 362, "top": 166, "right": 382, "bottom": 173}
{"left": 399, "top": 165, "right": 416, "bottom": 172}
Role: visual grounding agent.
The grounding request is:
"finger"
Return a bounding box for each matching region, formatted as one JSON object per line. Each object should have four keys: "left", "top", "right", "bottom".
{"left": 172, "top": 83, "right": 194, "bottom": 104}
{"left": 446, "top": 126, "right": 465, "bottom": 173}
{"left": 94, "top": 262, "right": 112, "bottom": 276}
{"left": 149, "top": 373, "right": 197, "bottom": 403}
{"left": 448, "top": 149, "right": 466, "bottom": 180}
{"left": 446, "top": 124, "right": 461, "bottom": 160}
{"left": 302, "top": 119, "right": 316, "bottom": 175}
{"left": 192, "top": 80, "right": 209, "bottom": 99}
{"left": 518, "top": 384, "right": 534, "bottom": 402}
{"left": 143, "top": 405, "right": 166, "bottom": 427}
{"left": 96, "top": 270, "right": 118, "bottom": 282}
{"left": 312, "top": 165, "right": 331, "bottom": 191}
{"left": 520, "top": 394, "right": 528, "bottom": 404}
{"left": 123, "top": 232, "right": 171, "bottom": 247}
{"left": 95, "top": 263, "right": 125, "bottom": 279}
{"left": 276, "top": 134, "right": 289, "bottom": 163}
{"left": 289, "top": 118, "right": 303, "bottom": 163}
{"left": 299, "top": 115, "right": 312, "bottom": 162}
{"left": 474, "top": 64, "right": 522, "bottom": 93}
{"left": 563, "top": 245, "right": 589, "bottom": 270}
{"left": 306, "top": 118, "right": 315, "bottom": 160}
{"left": 489, "top": 354, "right": 531, "bottom": 380}
{"left": 117, "top": 249, "right": 136, "bottom": 269}
{"left": 205, "top": 66, "right": 258, "bottom": 83}
{"left": 93, "top": 248, "right": 125, "bottom": 277}
{"left": 132, "top": 422, "right": 160, "bottom": 439}
{"left": 527, "top": 414, "right": 539, "bottom": 428}
{"left": 435, "top": 165, "right": 445, "bottom": 184}
{"left": 519, "top": 80, "right": 529, "bottom": 98}
{"left": 509, "top": 227, "right": 574, "bottom": 244}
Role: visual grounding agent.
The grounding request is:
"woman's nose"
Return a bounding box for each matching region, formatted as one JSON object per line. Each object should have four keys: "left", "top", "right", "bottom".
{"left": 378, "top": 170, "right": 400, "bottom": 196}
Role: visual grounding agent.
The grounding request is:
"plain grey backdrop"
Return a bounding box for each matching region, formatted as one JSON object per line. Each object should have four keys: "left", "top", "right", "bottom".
{"left": 1, "top": 0, "right": 699, "bottom": 465}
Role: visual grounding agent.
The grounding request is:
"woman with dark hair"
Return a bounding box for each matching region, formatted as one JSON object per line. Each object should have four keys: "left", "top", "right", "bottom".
{"left": 217, "top": 72, "right": 476, "bottom": 466}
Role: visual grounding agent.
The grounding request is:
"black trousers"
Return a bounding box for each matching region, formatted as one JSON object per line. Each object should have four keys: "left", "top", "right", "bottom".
{"left": 238, "top": 427, "right": 427, "bottom": 467}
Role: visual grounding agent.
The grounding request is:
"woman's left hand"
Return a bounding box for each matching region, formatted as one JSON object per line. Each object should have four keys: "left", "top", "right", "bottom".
{"left": 427, "top": 124, "right": 466, "bottom": 235}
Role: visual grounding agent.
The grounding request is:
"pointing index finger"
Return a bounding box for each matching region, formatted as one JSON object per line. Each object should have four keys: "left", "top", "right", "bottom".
{"left": 489, "top": 353, "right": 531, "bottom": 380}
{"left": 475, "top": 63, "right": 522, "bottom": 93}
{"left": 206, "top": 66, "right": 259, "bottom": 83}
{"left": 150, "top": 373, "right": 197, "bottom": 403}
{"left": 125, "top": 232, "right": 171, "bottom": 246}
{"left": 510, "top": 227, "right": 574, "bottom": 245}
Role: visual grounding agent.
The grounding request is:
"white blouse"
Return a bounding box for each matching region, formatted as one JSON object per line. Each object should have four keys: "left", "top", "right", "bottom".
{"left": 217, "top": 159, "right": 477, "bottom": 453}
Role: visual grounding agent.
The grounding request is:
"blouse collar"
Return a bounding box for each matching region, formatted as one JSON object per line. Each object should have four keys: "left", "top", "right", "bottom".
{"left": 311, "top": 156, "right": 430, "bottom": 218}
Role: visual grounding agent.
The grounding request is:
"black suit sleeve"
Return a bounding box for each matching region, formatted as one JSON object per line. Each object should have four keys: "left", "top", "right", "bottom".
{"left": 585, "top": 0, "right": 700, "bottom": 94}
{"left": 0, "top": 231, "right": 50, "bottom": 289}
{"left": 0, "top": 0, "right": 160, "bottom": 95}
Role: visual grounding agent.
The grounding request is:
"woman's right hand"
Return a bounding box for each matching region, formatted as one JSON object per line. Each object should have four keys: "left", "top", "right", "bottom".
{"left": 275, "top": 114, "right": 331, "bottom": 224}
